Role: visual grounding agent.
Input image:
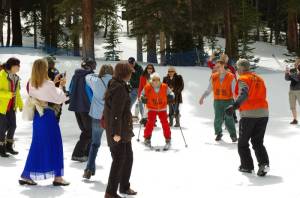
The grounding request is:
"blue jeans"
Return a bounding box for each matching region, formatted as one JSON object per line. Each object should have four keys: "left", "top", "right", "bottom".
{"left": 130, "top": 88, "right": 145, "bottom": 118}
{"left": 85, "top": 118, "right": 104, "bottom": 173}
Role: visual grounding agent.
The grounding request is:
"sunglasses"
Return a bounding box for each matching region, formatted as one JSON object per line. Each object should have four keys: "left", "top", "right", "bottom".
{"left": 152, "top": 79, "right": 160, "bottom": 82}
{"left": 168, "top": 71, "right": 175, "bottom": 73}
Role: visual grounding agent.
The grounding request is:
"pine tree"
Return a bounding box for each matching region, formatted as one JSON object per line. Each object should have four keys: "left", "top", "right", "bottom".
{"left": 236, "top": 0, "right": 258, "bottom": 61}
{"left": 104, "top": 19, "right": 122, "bottom": 61}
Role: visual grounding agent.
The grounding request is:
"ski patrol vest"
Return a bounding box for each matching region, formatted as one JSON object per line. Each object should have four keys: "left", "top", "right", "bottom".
{"left": 211, "top": 72, "right": 235, "bottom": 100}
{"left": 144, "top": 83, "right": 168, "bottom": 110}
{"left": 238, "top": 72, "right": 268, "bottom": 111}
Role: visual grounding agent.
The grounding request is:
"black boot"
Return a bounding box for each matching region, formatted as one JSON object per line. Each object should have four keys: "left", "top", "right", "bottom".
{"left": 6, "top": 140, "right": 18, "bottom": 155}
{"left": 169, "top": 116, "right": 174, "bottom": 127}
{"left": 174, "top": 114, "right": 180, "bottom": 127}
{"left": 0, "top": 143, "right": 9, "bottom": 158}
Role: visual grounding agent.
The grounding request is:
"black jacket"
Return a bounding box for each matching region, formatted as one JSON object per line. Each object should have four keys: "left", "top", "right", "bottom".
{"left": 285, "top": 70, "right": 300, "bottom": 91}
{"left": 163, "top": 73, "right": 184, "bottom": 103}
{"left": 104, "top": 78, "right": 134, "bottom": 147}
{"left": 68, "top": 69, "right": 93, "bottom": 112}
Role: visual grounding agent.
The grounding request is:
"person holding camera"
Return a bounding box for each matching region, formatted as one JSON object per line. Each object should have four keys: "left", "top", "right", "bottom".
{"left": 285, "top": 58, "right": 300, "bottom": 124}
{"left": 141, "top": 73, "right": 174, "bottom": 149}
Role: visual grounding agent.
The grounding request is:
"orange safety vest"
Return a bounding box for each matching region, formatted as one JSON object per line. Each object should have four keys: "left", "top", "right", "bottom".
{"left": 144, "top": 83, "right": 168, "bottom": 110}
{"left": 211, "top": 72, "right": 235, "bottom": 100}
{"left": 238, "top": 72, "right": 268, "bottom": 111}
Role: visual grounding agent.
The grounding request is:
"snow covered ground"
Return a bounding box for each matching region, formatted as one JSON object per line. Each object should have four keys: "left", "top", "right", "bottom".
{"left": 0, "top": 39, "right": 300, "bottom": 198}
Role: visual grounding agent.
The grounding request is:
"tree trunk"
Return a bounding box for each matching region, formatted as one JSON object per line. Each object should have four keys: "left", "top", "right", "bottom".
{"left": 255, "top": 0, "right": 260, "bottom": 41}
{"left": 82, "top": 0, "right": 95, "bottom": 59}
{"left": 160, "top": 31, "right": 166, "bottom": 65}
{"left": 166, "top": 35, "right": 171, "bottom": 65}
{"left": 0, "top": 11, "right": 4, "bottom": 46}
{"left": 146, "top": 33, "right": 157, "bottom": 63}
{"left": 224, "top": 0, "right": 238, "bottom": 60}
{"left": 73, "top": 14, "right": 80, "bottom": 56}
{"left": 33, "top": 9, "right": 38, "bottom": 49}
{"left": 11, "top": 0, "right": 22, "bottom": 46}
{"left": 136, "top": 34, "right": 143, "bottom": 62}
{"left": 103, "top": 14, "right": 108, "bottom": 38}
{"left": 269, "top": 28, "right": 273, "bottom": 43}
{"left": 6, "top": 9, "right": 10, "bottom": 47}
{"left": 287, "top": 7, "right": 298, "bottom": 52}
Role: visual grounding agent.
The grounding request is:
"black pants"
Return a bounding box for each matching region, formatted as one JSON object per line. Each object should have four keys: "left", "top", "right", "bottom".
{"left": 106, "top": 142, "right": 133, "bottom": 196}
{"left": 238, "top": 117, "right": 269, "bottom": 169}
{"left": 72, "top": 112, "right": 92, "bottom": 157}
{"left": 0, "top": 109, "right": 16, "bottom": 142}
{"left": 168, "top": 103, "right": 180, "bottom": 117}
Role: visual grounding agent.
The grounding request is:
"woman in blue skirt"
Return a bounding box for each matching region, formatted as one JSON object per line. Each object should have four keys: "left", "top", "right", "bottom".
{"left": 19, "top": 59, "right": 69, "bottom": 186}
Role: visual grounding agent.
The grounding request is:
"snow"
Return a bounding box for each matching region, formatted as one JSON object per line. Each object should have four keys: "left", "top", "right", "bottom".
{"left": 0, "top": 38, "right": 300, "bottom": 198}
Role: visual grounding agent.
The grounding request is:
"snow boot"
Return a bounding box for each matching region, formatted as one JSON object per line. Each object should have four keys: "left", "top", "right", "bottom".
{"left": 6, "top": 139, "right": 18, "bottom": 155}
{"left": 215, "top": 134, "right": 223, "bottom": 141}
{"left": 230, "top": 136, "right": 238, "bottom": 143}
{"left": 290, "top": 119, "right": 298, "bottom": 125}
{"left": 257, "top": 164, "right": 270, "bottom": 177}
{"left": 104, "top": 193, "right": 123, "bottom": 198}
{"left": 238, "top": 166, "right": 254, "bottom": 174}
{"left": 169, "top": 115, "right": 174, "bottom": 127}
{"left": 83, "top": 169, "right": 95, "bottom": 179}
{"left": 163, "top": 139, "right": 171, "bottom": 151}
{"left": 144, "top": 138, "right": 151, "bottom": 148}
{"left": 174, "top": 114, "right": 180, "bottom": 127}
{"left": 0, "top": 142, "right": 9, "bottom": 158}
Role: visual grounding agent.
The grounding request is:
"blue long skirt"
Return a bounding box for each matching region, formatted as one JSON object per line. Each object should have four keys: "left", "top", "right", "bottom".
{"left": 21, "top": 109, "right": 64, "bottom": 180}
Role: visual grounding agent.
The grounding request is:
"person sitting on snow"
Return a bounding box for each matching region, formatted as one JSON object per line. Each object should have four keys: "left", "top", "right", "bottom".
{"left": 141, "top": 73, "right": 174, "bottom": 149}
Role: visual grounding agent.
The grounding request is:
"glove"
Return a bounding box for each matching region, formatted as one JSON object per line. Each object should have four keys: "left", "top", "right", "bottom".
{"left": 141, "top": 96, "right": 148, "bottom": 104}
{"left": 225, "top": 103, "right": 239, "bottom": 116}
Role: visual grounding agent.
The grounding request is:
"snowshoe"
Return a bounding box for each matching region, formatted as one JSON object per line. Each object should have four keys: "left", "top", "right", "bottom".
{"left": 257, "top": 164, "right": 270, "bottom": 177}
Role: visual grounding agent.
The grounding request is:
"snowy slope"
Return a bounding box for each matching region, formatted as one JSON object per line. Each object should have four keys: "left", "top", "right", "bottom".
{"left": 0, "top": 41, "right": 300, "bottom": 198}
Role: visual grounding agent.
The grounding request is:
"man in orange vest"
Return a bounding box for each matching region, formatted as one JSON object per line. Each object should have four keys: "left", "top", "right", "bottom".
{"left": 199, "top": 59, "right": 237, "bottom": 142}
{"left": 141, "top": 73, "right": 174, "bottom": 150}
{"left": 225, "top": 59, "right": 270, "bottom": 177}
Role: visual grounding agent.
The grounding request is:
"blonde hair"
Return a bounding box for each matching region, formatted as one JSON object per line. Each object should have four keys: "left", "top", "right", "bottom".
{"left": 31, "top": 59, "right": 49, "bottom": 89}
{"left": 99, "top": 64, "right": 114, "bottom": 78}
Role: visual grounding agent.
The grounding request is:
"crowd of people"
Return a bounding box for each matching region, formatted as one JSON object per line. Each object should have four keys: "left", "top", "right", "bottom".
{"left": 0, "top": 52, "right": 298, "bottom": 197}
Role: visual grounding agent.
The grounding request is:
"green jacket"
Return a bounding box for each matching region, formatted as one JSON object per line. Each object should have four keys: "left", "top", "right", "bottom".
{"left": 130, "top": 63, "right": 143, "bottom": 89}
{"left": 0, "top": 70, "right": 23, "bottom": 114}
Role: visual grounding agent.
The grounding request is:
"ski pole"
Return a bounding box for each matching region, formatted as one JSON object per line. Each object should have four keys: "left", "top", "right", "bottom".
{"left": 171, "top": 104, "right": 188, "bottom": 148}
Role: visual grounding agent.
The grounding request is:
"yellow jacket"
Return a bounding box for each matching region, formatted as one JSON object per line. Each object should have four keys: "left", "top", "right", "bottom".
{"left": 0, "top": 70, "right": 23, "bottom": 114}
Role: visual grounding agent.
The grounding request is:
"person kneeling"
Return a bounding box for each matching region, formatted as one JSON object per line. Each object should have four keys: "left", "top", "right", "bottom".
{"left": 141, "top": 73, "right": 174, "bottom": 149}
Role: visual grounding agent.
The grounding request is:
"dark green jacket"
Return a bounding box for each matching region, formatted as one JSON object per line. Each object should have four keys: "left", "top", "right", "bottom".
{"left": 130, "top": 63, "right": 143, "bottom": 89}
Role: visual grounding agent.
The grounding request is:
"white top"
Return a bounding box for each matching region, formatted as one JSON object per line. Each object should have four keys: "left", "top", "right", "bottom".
{"left": 29, "top": 80, "right": 68, "bottom": 104}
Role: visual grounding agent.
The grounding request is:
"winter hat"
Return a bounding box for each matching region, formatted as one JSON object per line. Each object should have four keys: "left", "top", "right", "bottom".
{"left": 237, "top": 59, "right": 250, "bottom": 71}
{"left": 81, "top": 57, "right": 96, "bottom": 71}
{"left": 5, "top": 57, "right": 20, "bottom": 70}
{"left": 128, "top": 57, "right": 135, "bottom": 65}
{"left": 150, "top": 72, "right": 161, "bottom": 82}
